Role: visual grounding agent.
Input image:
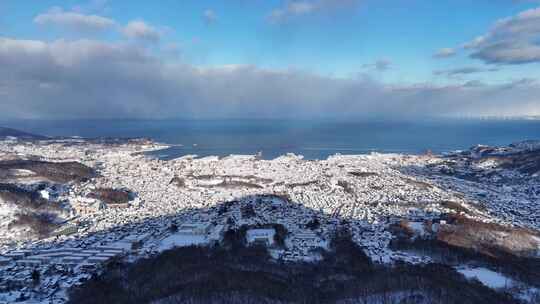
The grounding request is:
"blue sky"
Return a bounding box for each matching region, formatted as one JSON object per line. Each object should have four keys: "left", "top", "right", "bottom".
{"left": 2, "top": 0, "right": 538, "bottom": 81}
{"left": 1, "top": 0, "right": 540, "bottom": 119}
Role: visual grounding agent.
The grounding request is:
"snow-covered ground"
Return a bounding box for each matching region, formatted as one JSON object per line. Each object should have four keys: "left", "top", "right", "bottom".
{"left": 159, "top": 234, "right": 208, "bottom": 251}
{"left": 0, "top": 199, "right": 13, "bottom": 217}
{"left": 457, "top": 266, "right": 540, "bottom": 302}
{"left": 457, "top": 267, "right": 511, "bottom": 289}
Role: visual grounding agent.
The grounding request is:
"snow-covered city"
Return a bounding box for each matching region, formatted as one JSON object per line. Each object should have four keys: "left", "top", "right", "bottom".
{"left": 0, "top": 134, "right": 539, "bottom": 303}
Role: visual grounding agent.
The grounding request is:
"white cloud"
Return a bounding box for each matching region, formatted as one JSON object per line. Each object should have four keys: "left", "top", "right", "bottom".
{"left": 35, "top": 7, "right": 166, "bottom": 44}
{"left": 122, "top": 20, "right": 162, "bottom": 42}
{"left": 34, "top": 7, "right": 116, "bottom": 32}
{"left": 0, "top": 37, "right": 538, "bottom": 119}
{"left": 433, "top": 48, "right": 456, "bottom": 58}
{"left": 464, "top": 7, "right": 540, "bottom": 64}
{"left": 433, "top": 66, "right": 499, "bottom": 77}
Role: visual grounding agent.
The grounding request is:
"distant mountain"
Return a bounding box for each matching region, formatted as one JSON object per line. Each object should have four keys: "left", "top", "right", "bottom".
{"left": 0, "top": 127, "right": 48, "bottom": 140}
{"left": 448, "top": 140, "right": 540, "bottom": 176}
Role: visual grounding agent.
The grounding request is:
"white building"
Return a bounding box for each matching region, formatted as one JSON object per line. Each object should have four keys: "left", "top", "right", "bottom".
{"left": 246, "top": 228, "right": 276, "bottom": 246}
{"left": 178, "top": 222, "right": 211, "bottom": 235}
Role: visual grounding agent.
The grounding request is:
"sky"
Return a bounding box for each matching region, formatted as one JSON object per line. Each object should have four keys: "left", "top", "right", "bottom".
{"left": 1, "top": 0, "right": 540, "bottom": 119}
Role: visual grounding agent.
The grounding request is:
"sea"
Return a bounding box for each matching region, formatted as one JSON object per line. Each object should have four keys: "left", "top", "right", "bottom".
{"left": 2, "top": 119, "right": 539, "bottom": 160}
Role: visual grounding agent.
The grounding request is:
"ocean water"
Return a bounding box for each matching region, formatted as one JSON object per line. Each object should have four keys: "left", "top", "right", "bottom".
{"left": 2, "top": 119, "right": 539, "bottom": 160}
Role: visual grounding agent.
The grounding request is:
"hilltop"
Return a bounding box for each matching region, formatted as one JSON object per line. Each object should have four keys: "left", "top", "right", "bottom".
{"left": 0, "top": 127, "right": 48, "bottom": 141}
